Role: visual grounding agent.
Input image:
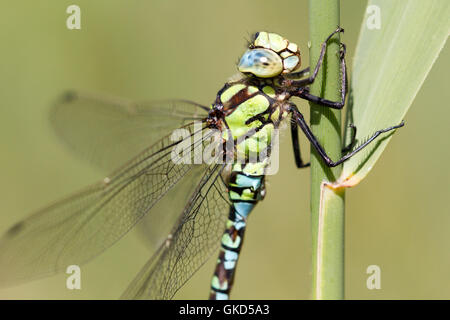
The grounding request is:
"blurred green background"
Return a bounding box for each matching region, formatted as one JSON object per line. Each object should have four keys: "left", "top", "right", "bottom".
{"left": 0, "top": 0, "right": 448, "bottom": 299}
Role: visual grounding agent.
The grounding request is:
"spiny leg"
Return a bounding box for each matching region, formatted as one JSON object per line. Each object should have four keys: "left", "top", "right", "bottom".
{"left": 289, "top": 105, "right": 404, "bottom": 167}
{"left": 285, "top": 27, "right": 343, "bottom": 88}
{"left": 290, "top": 102, "right": 353, "bottom": 169}
{"left": 290, "top": 115, "right": 310, "bottom": 168}
{"left": 285, "top": 67, "right": 310, "bottom": 79}
{"left": 292, "top": 119, "right": 357, "bottom": 169}
{"left": 290, "top": 43, "right": 348, "bottom": 109}
{"left": 342, "top": 123, "right": 357, "bottom": 153}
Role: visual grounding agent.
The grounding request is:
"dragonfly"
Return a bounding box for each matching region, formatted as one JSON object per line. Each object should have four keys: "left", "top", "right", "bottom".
{"left": 0, "top": 27, "right": 403, "bottom": 299}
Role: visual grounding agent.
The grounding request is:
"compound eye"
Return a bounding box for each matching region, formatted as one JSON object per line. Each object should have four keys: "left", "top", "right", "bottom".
{"left": 237, "top": 48, "right": 283, "bottom": 78}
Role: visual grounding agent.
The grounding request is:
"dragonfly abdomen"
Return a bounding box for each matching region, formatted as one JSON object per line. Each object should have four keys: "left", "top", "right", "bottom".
{"left": 209, "top": 171, "right": 265, "bottom": 300}
{"left": 209, "top": 81, "right": 279, "bottom": 299}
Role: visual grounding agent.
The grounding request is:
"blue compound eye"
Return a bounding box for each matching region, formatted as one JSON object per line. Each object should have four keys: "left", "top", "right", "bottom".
{"left": 237, "top": 49, "right": 283, "bottom": 78}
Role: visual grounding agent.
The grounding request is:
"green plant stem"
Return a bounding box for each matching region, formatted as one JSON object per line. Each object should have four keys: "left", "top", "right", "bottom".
{"left": 308, "top": 0, "right": 345, "bottom": 299}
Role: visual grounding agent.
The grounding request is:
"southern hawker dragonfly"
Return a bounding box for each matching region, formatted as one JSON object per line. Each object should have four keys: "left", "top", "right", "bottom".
{"left": 0, "top": 28, "right": 403, "bottom": 299}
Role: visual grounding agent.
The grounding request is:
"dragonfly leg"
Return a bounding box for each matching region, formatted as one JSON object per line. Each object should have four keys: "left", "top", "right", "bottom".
{"left": 284, "top": 27, "right": 344, "bottom": 85}
{"left": 289, "top": 105, "right": 404, "bottom": 167}
{"left": 289, "top": 42, "right": 347, "bottom": 110}
{"left": 342, "top": 123, "right": 357, "bottom": 153}
{"left": 285, "top": 67, "right": 310, "bottom": 79}
{"left": 290, "top": 115, "right": 310, "bottom": 168}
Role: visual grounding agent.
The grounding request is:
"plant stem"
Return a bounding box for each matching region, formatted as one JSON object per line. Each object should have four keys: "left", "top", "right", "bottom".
{"left": 308, "top": 0, "right": 345, "bottom": 299}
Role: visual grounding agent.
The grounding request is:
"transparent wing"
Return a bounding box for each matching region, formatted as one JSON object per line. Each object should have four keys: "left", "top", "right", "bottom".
{"left": 136, "top": 163, "right": 206, "bottom": 248}
{"left": 51, "top": 91, "right": 210, "bottom": 247}
{"left": 51, "top": 91, "right": 209, "bottom": 172}
{"left": 0, "top": 118, "right": 213, "bottom": 287}
{"left": 121, "top": 163, "right": 231, "bottom": 299}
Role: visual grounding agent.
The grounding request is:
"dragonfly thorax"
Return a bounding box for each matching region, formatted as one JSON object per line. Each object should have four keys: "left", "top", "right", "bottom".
{"left": 207, "top": 79, "right": 290, "bottom": 176}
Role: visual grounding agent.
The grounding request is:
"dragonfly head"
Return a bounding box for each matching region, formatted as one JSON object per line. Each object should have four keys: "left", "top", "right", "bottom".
{"left": 238, "top": 32, "right": 301, "bottom": 78}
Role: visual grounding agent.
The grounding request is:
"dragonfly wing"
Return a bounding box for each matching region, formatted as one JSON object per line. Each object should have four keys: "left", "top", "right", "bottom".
{"left": 52, "top": 92, "right": 211, "bottom": 248}
{"left": 121, "top": 163, "right": 231, "bottom": 299}
{"left": 0, "top": 122, "right": 213, "bottom": 287}
{"left": 51, "top": 91, "right": 209, "bottom": 172}
{"left": 136, "top": 163, "right": 206, "bottom": 248}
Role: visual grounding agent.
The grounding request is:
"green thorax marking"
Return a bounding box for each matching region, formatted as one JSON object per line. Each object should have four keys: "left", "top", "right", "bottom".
{"left": 218, "top": 82, "right": 287, "bottom": 176}
{"left": 220, "top": 84, "right": 279, "bottom": 146}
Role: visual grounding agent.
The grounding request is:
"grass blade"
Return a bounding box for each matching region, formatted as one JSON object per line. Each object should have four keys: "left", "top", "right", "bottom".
{"left": 338, "top": 0, "right": 449, "bottom": 186}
